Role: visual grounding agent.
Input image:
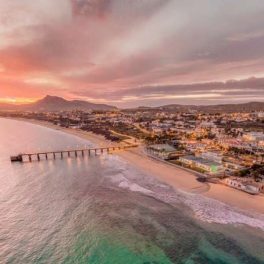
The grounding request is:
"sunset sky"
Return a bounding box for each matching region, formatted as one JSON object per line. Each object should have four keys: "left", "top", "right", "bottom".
{"left": 0, "top": 0, "right": 264, "bottom": 107}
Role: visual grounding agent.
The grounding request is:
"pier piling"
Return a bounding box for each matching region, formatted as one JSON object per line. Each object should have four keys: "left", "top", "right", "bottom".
{"left": 10, "top": 144, "right": 138, "bottom": 163}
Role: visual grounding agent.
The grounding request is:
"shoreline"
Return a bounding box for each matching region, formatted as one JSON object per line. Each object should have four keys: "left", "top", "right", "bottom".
{"left": 6, "top": 117, "right": 264, "bottom": 215}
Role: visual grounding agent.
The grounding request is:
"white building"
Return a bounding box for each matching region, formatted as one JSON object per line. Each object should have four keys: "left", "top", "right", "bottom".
{"left": 179, "top": 155, "right": 224, "bottom": 174}
{"left": 199, "top": 121, "right": 216, "bottom": 128}
{"left": 256, "top": 112, "right": 264, "bottom": 119}
{"left": 223, "top": 178, "right": 260, "bottom": 195}
{"left": 200, "top": 151, "right": 223, "bottom": 164}
{"left": 147, "top": 144, "right": 177, "bottom": 160}
{"left": 243, "top": 132, "right": 264, "bottom": 142}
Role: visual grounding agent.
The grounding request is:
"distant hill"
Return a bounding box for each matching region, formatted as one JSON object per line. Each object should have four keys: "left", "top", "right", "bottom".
{"left": 1, "top": 96, "right": 264, "bottom": 113}
{"left": 131, "top": 102, "right": 264, "bottom": 113}
{"left": 0, "top": 103, "right": 18, "bottom": 111}
{"left": 0, "top": 95, "right": 117, "bottom": 112}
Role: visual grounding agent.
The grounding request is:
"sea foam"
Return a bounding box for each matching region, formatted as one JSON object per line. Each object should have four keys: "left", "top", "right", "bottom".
{"left": 103, "top": 154, "right": 264, "bottom": 231}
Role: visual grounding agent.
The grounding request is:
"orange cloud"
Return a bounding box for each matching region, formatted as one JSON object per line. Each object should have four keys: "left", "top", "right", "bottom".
{"left": 0, "top": 0, "right": 264, "bottom": 107}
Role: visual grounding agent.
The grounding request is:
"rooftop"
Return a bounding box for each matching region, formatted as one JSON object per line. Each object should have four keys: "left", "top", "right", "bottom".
{"left": 181, "top": 155, "right": 222, "bottom": 167}
{"left": 149, "top": 144, "right": 176, "bottom": 152}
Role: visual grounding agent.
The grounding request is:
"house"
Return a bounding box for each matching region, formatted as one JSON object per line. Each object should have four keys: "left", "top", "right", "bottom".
{"left": 223, "top": 177, "right": 260, "bottom": 195}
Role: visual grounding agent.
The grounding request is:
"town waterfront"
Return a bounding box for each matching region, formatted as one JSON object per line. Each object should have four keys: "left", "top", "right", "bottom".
{"left": 0, "top": 118, "right": 264, "bottom": 264}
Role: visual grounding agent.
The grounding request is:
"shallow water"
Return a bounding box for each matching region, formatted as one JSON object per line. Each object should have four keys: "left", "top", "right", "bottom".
{"left": 0, "top": 118, "right": 264, "bottom": 264}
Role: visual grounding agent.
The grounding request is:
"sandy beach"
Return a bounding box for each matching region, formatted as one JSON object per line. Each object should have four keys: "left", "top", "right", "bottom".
{"left": 10, "top": 118, "right": 264, "bottom": 215}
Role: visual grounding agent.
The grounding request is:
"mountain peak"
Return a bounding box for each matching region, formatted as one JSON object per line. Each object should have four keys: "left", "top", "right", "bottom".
{"left": 41, "top": 95, "right": 66, "bottom": 102}
{"left": 31, "top": 95, "right": 116, "bottom": 111}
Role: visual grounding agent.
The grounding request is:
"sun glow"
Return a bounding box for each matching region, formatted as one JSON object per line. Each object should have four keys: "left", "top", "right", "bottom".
{"left": 0, "top": 97, "right": 38, "bottom": 104}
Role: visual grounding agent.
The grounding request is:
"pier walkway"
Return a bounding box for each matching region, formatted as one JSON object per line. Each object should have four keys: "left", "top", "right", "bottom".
{"left": 10, "top": 145, "right": 138, "bottom": 163}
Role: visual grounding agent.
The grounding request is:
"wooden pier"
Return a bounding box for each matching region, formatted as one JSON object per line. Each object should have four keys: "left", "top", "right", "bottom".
{"left": 10, "top": 145, "right": 137, "bottom": 163}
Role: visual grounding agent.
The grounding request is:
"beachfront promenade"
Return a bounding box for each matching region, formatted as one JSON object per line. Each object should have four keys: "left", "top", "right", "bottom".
{"left": 11, "top": 144, "right": 138, "bottom": 163}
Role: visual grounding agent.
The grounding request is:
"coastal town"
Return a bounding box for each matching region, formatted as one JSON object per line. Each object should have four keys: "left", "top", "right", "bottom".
{"left": 2, "top": 107, "right": 264, "bottom": 196}
{"left": 2, "top": 1, "right": 264, "bottom": 262}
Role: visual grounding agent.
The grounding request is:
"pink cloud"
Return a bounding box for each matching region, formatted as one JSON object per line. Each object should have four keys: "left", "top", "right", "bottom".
{"left": 0, "top": 0, "right": 264, "bottom": 106}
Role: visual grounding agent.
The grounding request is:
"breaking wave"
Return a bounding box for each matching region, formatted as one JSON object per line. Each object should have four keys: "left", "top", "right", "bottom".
{"left": 103, "top": 155, "right": 264, "bottom": 231}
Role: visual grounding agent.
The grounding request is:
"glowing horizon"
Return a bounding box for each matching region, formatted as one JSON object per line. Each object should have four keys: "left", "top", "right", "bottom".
{"left": 0, "top": 97, "right": 38, "bottom": 105}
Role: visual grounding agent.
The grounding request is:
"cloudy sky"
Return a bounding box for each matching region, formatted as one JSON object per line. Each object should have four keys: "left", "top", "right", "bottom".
{"left": 0, "top": 0, "right": 264, "bottom": 107}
